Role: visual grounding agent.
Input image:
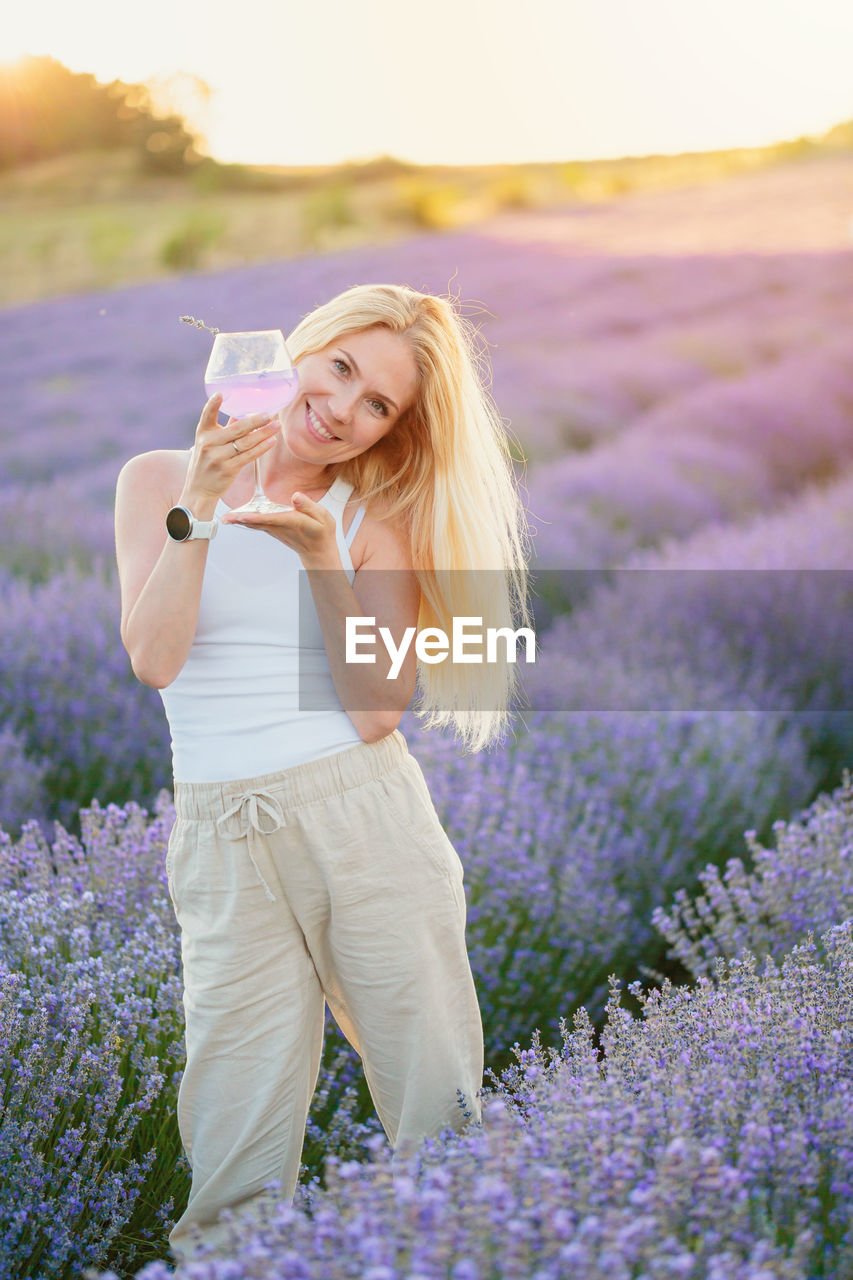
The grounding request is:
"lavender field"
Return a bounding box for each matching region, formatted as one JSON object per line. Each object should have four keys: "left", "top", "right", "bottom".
{"left": 2, "top": 153, "right": 853, "bottom": 1277}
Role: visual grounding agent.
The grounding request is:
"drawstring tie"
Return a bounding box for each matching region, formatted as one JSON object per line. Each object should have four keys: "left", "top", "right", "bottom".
{"left": 216, "top": 788, "right": 285, "bottom": 902}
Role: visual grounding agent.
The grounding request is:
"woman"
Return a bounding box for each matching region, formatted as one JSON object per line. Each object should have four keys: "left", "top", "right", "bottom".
{"left": 115, "top": 283, "right": 531, "bottom": 1264}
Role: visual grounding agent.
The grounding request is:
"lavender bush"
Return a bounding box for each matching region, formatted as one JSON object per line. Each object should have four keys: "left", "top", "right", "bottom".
{"left": 0, "top": 798, "right": 184, "bottom": 1277}
{"left": 0, "top": 728, "right": 47, "bottom": 831}
{"left": 653, "top": 767, "right": 853, "bottom": 982}
{"left": 401, "top": 706, "right": 814, "bottom": 1053}
{"left": 88, "top": 919, "right": 853, "bottom": 1279}
{"left": 0, "top": 688, "right": 815, "bottom": 1275}
{"left": 0, "top": 967, "right": 158, "bottom": 1279}
{"left": 526, "top": 332, "right": 853, "bottom": 570}
{"left": 0, "top": 568, "right": 170, "bottom": 829}
{"left": 0, "top": 468, "right": 117, "bottom": 581}
{"left": 525, "top": 463, "right": 853, "bottom": 781}
{"left": 0, "top": 801, "right": 186, "bottom": 1277}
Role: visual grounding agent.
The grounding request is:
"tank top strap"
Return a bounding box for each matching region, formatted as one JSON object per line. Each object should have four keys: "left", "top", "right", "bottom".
{"left": 345, "top": 505, "right": 366, "bottom": 548}
{"left": 322, "top": 475, "right": 366, "bottom": 550}
{"left": 322, "top": 475, "right": 355, "bottom": 510}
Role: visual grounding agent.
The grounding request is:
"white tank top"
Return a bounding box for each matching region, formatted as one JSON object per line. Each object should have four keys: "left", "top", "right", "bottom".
{"left": 159, "top": 475, "right": 367, "bottom": 782}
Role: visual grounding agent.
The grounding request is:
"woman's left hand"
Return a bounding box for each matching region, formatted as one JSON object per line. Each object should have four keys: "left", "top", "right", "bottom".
{"left": 221, "top": 493, "right": 341, "bottom": 569}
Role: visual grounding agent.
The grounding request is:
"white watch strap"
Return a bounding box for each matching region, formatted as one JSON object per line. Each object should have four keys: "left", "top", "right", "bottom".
{"left": 188, "top": 517, "right": 218, "bottom": 540}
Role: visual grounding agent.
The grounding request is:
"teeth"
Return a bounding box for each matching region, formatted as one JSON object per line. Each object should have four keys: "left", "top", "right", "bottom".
{"left": 308, "top": 406, "right": 337, "bottom": 440}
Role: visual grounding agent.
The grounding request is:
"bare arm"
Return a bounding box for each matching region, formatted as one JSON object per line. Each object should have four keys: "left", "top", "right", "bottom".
{"left": 304, "top": 517, "right": 421, "bottom": 741}
{"left": 115, "top": 395, "right": 280, "bottom": 687}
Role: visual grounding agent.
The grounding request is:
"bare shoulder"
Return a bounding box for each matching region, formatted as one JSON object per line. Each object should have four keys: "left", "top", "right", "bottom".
{"left": 116, "top": 448, "right": 190, "bottom": 508}
{"left": 348, "top": 494, "right": 413, "bottom": 572}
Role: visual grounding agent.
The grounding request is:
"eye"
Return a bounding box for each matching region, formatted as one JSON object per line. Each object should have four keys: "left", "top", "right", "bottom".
{"left": 332, "top": 357, "right": 388, "bottom": 416}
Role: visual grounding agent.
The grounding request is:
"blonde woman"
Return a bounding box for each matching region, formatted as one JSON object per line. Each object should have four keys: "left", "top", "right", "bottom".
{"left": 115, "top": 283, "right": 531, "bottom": 1265}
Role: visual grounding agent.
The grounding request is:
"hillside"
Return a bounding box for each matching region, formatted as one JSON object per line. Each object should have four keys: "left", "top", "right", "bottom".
{"left": 1, "top": 130, "right": 850, "bottom": 306}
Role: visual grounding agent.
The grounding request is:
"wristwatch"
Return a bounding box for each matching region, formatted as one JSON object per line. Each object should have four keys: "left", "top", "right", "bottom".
{"left": 166, "top": 506, "right": 219, "bottom": 542}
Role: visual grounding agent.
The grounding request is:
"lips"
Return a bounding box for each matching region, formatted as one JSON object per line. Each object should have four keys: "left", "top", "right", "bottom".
{"left": 306, "top": 404, "right": 340, "bottom": 442}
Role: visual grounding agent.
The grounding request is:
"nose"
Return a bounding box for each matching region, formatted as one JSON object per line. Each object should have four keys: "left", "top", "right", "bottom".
{"left": 327, "top": 389, "right": 358, "bottom": 426}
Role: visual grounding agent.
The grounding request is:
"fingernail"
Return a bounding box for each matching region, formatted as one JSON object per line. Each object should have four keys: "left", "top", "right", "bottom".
{"left": 292, "top": 492, "right": 303, "bottom": 503}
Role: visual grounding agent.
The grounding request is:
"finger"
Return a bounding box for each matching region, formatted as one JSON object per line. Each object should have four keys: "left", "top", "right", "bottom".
{"left": 229, "top": 409, "right": 279, "bottom": 437}
{"left": 199, "top": 392, "right": 223, "bottom": 429}
{"left": 228, "top": 420, "right": 280, "bottom": 455}
{"left": 290, "top": 493, "right": 329, "bottom": 522}
{"left": 201, "top": 406, "right": 274, "bottom": 444}
{"left": 224, "top": 419, "right": 280, "bottom": 452}
{"left": 229, "top": 427, "right": 279, "bottom": 465}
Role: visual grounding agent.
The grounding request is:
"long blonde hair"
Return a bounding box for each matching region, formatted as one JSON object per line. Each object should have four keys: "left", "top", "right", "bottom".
{"left": 287, "top": 283, "right": 533, "bottom": 752}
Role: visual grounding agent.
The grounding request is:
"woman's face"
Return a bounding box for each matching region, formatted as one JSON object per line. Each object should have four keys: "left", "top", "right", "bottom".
{"left": 279, "top": 325, "right": 420, "bottom": 465}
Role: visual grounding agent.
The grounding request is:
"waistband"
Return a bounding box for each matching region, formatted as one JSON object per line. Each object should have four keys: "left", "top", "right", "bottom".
{"left": 172, "top": 728, "right": 411, "bottom": 820}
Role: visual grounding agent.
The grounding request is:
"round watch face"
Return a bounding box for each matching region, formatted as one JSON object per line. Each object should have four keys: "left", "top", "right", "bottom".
{"left": 166, "top": 506, "right": 192, "bottom": 541}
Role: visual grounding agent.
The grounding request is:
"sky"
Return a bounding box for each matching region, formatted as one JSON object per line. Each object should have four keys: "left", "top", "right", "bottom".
{"left": 2, "top": 0, "right": 852, "bottom": 167}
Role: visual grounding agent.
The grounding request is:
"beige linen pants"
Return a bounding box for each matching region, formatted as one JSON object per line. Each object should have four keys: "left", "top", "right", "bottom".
{"left": 165, "top": 729, "right": 483, "bottom": 1264}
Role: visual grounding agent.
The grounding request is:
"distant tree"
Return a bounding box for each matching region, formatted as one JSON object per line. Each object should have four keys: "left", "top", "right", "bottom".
{"left": 0, "top": 56, "right": 201, "bottom": 173}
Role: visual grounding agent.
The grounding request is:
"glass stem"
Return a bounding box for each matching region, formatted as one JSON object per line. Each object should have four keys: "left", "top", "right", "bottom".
{"left": 251, "top": 459, "right": 266, "bottom": 502}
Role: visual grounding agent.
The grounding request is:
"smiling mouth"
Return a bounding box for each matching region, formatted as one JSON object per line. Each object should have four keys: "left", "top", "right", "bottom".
{"left": 306, "top": 404, "right": 340, "bottom": 441}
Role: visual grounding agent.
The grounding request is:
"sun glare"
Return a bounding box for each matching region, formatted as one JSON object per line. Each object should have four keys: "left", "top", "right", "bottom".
{"left": 0, "top": 0, "right": 851, "bottom": 167}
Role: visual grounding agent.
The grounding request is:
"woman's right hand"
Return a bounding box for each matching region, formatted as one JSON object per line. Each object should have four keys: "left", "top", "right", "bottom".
{"left": 181, "top": 394, "right": 281, "bottom": 513}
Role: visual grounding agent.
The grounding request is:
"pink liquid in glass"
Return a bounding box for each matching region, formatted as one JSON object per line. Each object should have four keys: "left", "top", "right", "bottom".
{"left": 205, "top": 369, "right": 299, "bottom": 418}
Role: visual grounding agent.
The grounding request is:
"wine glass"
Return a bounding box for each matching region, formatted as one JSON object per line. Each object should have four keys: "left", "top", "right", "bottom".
{"left": 204, "top": 329, "right": 299, "bottom": 515}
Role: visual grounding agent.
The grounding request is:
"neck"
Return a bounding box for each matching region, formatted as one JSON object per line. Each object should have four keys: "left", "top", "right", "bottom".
{"left": 222, "top": 453, "right": 337, "bottom": 512}
{"left": 261, "top": 452, "right": 336, "bottom": 500}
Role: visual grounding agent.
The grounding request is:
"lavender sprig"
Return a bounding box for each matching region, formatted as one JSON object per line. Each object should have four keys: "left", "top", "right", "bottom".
{"left": 179, "top": 315, "right": 220, "bottom": 336}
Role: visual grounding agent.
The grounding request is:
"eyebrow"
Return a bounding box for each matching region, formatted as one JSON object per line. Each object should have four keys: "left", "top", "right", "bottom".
{"left": 338, "top": 349, "right": 399, "bottom": 412}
